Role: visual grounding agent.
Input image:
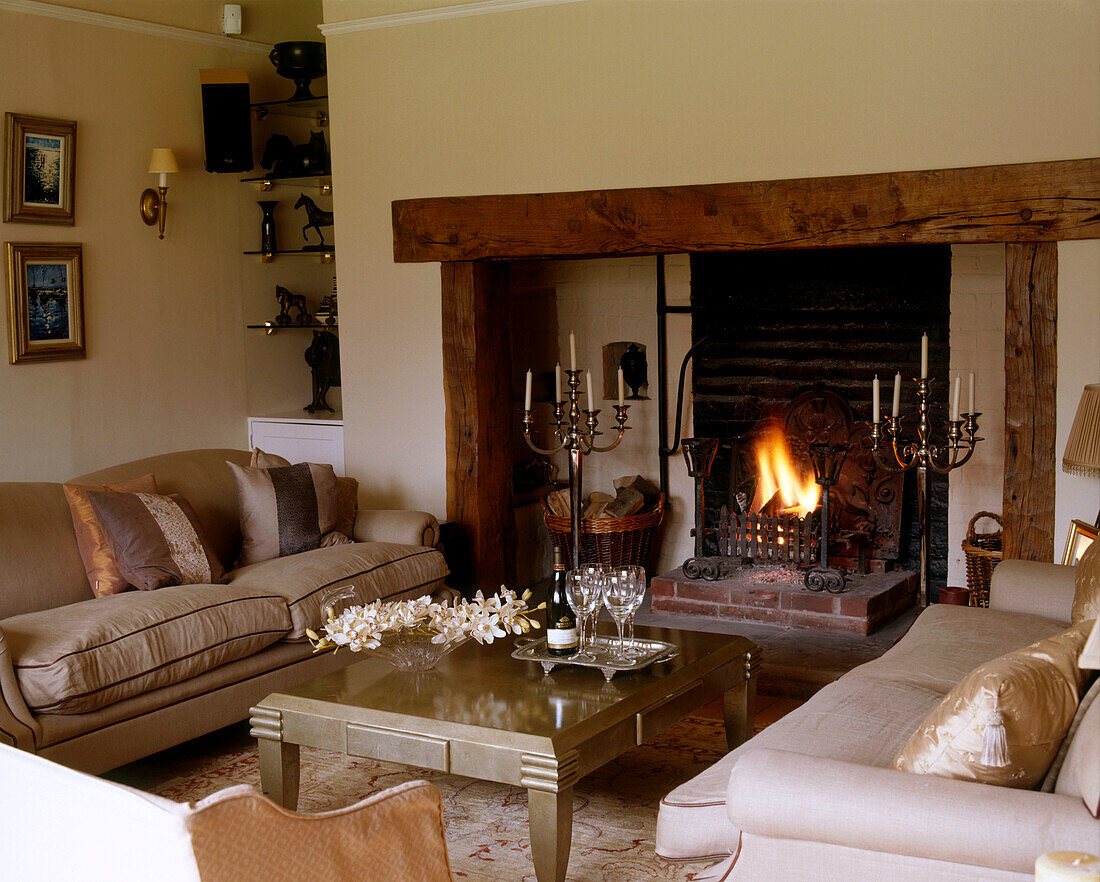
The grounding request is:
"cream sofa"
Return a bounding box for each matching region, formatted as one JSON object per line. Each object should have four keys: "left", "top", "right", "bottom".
{"left": 656, "top": 560, "right": 1099, "bottom": 881}
{"left": 0, "top": 449, "right": 449, "bottom": 773}
{"left": 1, "top": 742, "right": 454, "bottom": 882}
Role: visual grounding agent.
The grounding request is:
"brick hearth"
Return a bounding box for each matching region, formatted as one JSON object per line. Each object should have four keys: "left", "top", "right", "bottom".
{"left": 651, "top": 567, "right": 918, "bottom": 635}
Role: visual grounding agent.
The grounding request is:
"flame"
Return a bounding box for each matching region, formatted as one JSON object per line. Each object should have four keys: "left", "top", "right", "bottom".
{"left": 752, "top": 429, "right": 820, "bottom": 517}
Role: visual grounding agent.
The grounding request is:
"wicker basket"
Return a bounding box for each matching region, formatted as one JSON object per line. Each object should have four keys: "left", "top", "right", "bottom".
{"left": 542, "top": 494, "right": 665, "bottom": 572}
{"left": 962, "top": 511, "right": 1003, "bottom": 608}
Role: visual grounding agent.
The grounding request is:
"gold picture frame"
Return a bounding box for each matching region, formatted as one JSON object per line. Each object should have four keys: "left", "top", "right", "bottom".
{"left": 4, "top": 113, "right": 77, "bottom": 225}
{"left": 5, "top": 242, "right": 85, "bottom": 364}
{"left": 1062, "top": 518, "right": 1098, "bottom": 566}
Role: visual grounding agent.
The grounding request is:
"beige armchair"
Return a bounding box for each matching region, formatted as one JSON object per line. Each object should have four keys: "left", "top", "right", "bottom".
{"left": 2, "top": 743, "right": 454, "bottom": 882}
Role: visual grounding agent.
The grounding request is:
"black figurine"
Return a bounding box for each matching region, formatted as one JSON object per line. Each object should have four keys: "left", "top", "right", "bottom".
{"left": 275, "top": 285, "right": 311, "bottom": 325}
{"left": 295, "top": 193, "right": 334, "bottom": 250}
{"left": 304, "top": 330, "right": 340, "bottom": 413}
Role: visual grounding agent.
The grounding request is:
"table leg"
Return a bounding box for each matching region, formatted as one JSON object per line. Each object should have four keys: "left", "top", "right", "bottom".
{"left": 251, "top": 706, "right": 300, "bottom": 810}
{"left": 527, "top": 787, "right": 573, "bottom": 882}
{"left": 723, "top": 673, "right": 757, "bottom": 750}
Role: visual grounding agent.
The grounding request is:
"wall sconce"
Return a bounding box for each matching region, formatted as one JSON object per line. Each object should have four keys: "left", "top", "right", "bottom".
{"left": 139, "top": 148, "right": 179, "bottom": 239}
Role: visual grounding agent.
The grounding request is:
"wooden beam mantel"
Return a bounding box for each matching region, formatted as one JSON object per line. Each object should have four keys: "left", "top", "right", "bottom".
{"left": 394, "top": 158, "right": 1100, "bottom": 263}
{"left": 404, "top": 159, "right": 1099, "bottom": 589}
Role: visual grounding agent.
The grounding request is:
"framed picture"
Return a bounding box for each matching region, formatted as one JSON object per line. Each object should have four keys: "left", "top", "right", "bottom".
{"left": 1062, "top": 518, "right": 1098, "bottom": 566}
{"left": 5, "top": 242, "right": 85, "bottom": 364}
{"left": 4, "top": 114, "right": 77, "bottom": 225}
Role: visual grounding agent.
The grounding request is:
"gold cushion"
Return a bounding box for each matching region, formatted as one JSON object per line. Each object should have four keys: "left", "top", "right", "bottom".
{"left": 894, "top": 621, "right": 1092, "bottom": 788}
{"left": 1072, "top": 539, "right": 1100, "bottom": 625}
{"left": 63, "top": 474, "right": 158, "bottom": 598}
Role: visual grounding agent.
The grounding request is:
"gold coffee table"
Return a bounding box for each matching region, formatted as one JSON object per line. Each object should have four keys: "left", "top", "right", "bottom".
{"left": 250, "top": 624, "right": 760, "bottom": 882}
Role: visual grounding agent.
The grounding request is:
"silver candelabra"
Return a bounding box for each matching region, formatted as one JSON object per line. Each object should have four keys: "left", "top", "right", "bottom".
{"left": 522, "top": 369, "right": 630, "bottom": 569}
{"left": 870, "top": 376, "right": 982, "bottom": 607}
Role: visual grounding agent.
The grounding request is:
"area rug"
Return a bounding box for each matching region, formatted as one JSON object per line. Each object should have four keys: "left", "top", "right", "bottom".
{"left": 127, "top": 713, "right": 730, "bottom": 881}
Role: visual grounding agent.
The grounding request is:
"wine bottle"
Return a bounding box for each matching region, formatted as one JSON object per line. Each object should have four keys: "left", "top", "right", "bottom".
{"left": 546, "top": 547, "right": 578, "bottom": 657}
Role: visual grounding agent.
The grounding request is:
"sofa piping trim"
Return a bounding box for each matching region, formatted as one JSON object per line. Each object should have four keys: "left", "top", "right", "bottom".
{"left": 282, "top": 547, "right": 445, "bottom": 610}
{"left": 39, "top": 642, "right": 324, "bottom": 748}
{"left": 12, "top": 593, "right": 290, "bottom": 670}
{"left": 26, "top": 629, "right": 290, "bottom": 712}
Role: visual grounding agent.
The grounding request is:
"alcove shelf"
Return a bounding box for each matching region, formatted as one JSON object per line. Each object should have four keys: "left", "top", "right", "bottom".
{"left": 241, "top": 173, "right": 331, "bottom": 194}
{"left": 250, "top": 95, "right": 328, "bottom": 125}
{"left": 247, "top": 321, "right": 338, "bottom": 336}
{"left": 244, "top": 249, "right": 334, "bottom": 264}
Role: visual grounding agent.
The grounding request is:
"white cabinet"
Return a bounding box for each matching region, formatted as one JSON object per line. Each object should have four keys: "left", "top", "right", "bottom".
{"left": 248, "top": 414, "right": 344, "bottom": 475}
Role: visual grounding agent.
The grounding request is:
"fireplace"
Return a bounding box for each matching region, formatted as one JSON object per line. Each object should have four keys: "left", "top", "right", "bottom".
{"left": 690, "top": 245, "right": 951, "bottom": 585}
{"left": 390, "top": 159, "right": 1088, "bottom": 591}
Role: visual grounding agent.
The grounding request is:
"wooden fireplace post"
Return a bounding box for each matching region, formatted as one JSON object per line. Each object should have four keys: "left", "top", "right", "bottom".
{"left": 1003, "top": 243, "right": 1058, "bottom": 562}
{"left": 440, "top": 260, "right": 518, "bottom": 591}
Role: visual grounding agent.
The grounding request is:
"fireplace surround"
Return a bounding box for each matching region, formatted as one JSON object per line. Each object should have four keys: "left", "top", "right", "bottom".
{"left": 391, "top": 158, "right": 1099, "bottom": 589}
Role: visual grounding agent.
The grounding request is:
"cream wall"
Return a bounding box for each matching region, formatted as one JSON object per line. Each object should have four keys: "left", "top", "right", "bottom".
{"left": 322, "top": 0, "right": 1100, "bottom": 545}
{"left": 0, "top": 4, "right": 320, "bottom": 480}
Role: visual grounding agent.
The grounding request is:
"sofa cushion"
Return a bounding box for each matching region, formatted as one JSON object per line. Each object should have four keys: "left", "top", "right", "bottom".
{"left": 4, "top": 584, "right": 291, "bottom": 714}
{"left": 228, "top": 542, "right": 448, "bottom": 641}
{"left": 87, "top": 490, "right": 228, "bottom": 590}
{"left": 1054, "top": 676, "right": 1100, "bottom": 816}
{"left": 63, "top": 474, "right": 159, "bottom": 597}
{"left": 1072, "top": 540, "right": 1100, "bottom": 625}
{"left": 657, "top": 675, "right": 944, "bottom": 861}
{"left": 227, "top": 461, "right": 339, "bottom": 566}
{"left": 249, "top": 448, "right": 359, "bottom": 542}
{"left": 893, "top": 620, "right": 1091, "bottom": 788}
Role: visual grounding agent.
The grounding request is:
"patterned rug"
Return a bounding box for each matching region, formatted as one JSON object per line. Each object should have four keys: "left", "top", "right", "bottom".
{"left": 113, "top": 713, "right": 730, "bottom": 881}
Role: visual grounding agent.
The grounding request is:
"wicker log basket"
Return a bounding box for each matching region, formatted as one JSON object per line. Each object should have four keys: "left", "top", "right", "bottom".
{"left": 962, "top": 511, "right": 1003, "bottom": 608}
{"left": 542, "top": 494, "right": 665, "bottom": 572}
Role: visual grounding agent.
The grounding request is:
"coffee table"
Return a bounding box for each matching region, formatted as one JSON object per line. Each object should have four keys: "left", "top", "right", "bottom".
{"left": 250, "top": 624, "right": 760, "bottom": 882}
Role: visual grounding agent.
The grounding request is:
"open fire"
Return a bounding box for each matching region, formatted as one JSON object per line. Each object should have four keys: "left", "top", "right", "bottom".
{"left": 750, "top": 428, "right": 820, "bottom": 517}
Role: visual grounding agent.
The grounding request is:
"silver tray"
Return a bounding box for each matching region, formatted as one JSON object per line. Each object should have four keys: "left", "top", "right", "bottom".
{"left": 512, "top": 635, "right": 680, "bottom": 681}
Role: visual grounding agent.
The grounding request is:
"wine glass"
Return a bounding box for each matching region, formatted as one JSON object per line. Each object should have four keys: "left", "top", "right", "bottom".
{"left": 608, "top": 566, "right": 646, "bottom": 658}
{"left": 564, "top": 570, "right": 601, "bottom": 660}
{"left": 578, "top": 564, "right": 608, "bottom": 655}
{"left": 602, "top": 569, "right": 641, "bottom": 661}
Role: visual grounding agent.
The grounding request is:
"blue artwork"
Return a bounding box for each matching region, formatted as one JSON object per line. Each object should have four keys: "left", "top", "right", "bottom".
{"left": 26, "top": 263, "right": 69, "bottom": 341}
{"left": 23, "top": 134, "right": 63, "bottom": 206}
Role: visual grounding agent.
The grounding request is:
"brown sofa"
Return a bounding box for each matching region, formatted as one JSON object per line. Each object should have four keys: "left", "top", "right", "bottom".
{"left": 0, "top": 449, "right": 449, "bottom": 773}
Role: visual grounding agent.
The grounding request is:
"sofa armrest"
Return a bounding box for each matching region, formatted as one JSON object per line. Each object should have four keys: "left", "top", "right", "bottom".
{"left": 726, "top": 749, "right": 1099, "bottom": 875}
{"left": 352, "top": 509, "right": 440, "bottom": 548}
{"left": 989, "top": 559, "right": 1076, "bottom": 622}
{"left": 187, "top": 779, "right": 454, "bottom": 881}
{"left": 0, "top": 627, "right": 41, "bottom": 750}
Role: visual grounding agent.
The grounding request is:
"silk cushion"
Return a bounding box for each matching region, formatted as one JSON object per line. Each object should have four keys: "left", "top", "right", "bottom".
{"left": 87, "top": 490, "right": 228, "bottom": 590}
{"left": 63, "top": 474, "right": 159, "bottom": 597}
{"left": 1072, "top": 539, "right": 1100, "bottom": 625}
{"left": 228, "top": 461, "right": 341, "bottom": 566}
{"left": 893, "top": 620, "right": 1092, "bottom": 788}
{"left": 4, "top": 583, "right": 291, "bottom": 714}
{"left": 1054, "top": 678, "right": 1100, "bottom": 816}
{"left": 250, "top": 448, "right": 358, "bottom": 538}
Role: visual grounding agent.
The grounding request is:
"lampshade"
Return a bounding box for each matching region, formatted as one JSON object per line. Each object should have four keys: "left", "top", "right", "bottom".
{"left": 147, "top": 148, "right": 179, "bottom": 175}
{"left": 1063, "top": 384, "right": 1100, "bottom": 478}
{"left": 1081, "top": 619, "right": 1100, "bottom": 671}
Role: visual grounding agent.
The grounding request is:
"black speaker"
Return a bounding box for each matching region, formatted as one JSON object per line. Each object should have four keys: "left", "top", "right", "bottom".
{"left": 199, "top": 69, "right": 253, "bottom": 173}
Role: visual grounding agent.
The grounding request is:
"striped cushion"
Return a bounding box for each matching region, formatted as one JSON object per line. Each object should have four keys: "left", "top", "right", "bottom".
{"left": 227, "top": 461, "right": 338, "bottom": 566}
{"left": 87, "top": 491, "right": 228, "bottom": 591}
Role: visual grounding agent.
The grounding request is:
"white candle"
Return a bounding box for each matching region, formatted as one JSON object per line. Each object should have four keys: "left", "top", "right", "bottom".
{"left": 554, "top": 363, "right": 562, "bottom": 402}
{"left": 968, "top": 372, "right": 975, "bottom": 415}
{"left": 524, "top": 370, "right": 532, "bottom": 410}
{"left": 872, "top": 375, "right": 880, "bottom": 423}
{"left": 586, "top": 370, "right": 594, "bottom": 409}
{"left": 951, "top": 375, "right": 961, "bottom": 422}
{"left": 892, "top": 372, "right": 901, "bottom": 418}
{"left": 569, "top": 332, "right": 577, "bottom": 372}
{"left": 617, "top": 368, "right": 624, "bottom": 407}
{"left": 920, "top": 333, "right": 929, "bottom": 379}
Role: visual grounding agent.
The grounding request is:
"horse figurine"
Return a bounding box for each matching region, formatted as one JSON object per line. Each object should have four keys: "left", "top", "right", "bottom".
{"left": 261, "top": 131, "right": 330, "bottom": 179}
{"left": 275, "top": 285, "right": 312, "bottom": 325}
{"left": 294, "top": 193, "right": 334, "bottom": 250}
